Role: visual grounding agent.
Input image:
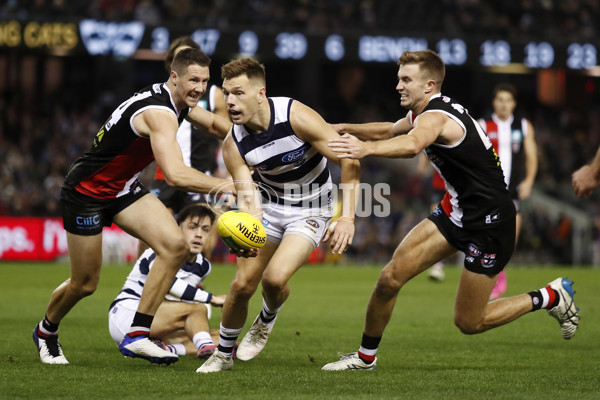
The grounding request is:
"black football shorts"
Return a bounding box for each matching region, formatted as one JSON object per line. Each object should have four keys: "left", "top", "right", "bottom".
{"left": 428, "top": 205, "right": 516, "bottom": 276}
{"left": 61, "top": 183, "right": 149, "bottom": 235}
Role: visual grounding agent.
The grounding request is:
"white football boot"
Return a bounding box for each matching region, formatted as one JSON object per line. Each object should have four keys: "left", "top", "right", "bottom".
{"left": 119, "top": 335, "right": 179, "bottom": 365}
{"left": 236, "top": 315, "right": 275, "bottom": 361}
{"left": 196, "top": 350, "right": 234, "bottom": 373}
{"left": 322, "top": 352, "right": 376, "bottom": 371}
{"left": 546, "top": 277, "right": 580, "bottom": 340}
{"left": 428, "top": 262, "right": 445, "bottom": 282}
{"left": 32, "top": 325, "right": 69, "bottom": 365}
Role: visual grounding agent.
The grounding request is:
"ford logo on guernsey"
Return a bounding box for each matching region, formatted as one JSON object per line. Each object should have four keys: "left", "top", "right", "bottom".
{"left": 281, "top": 148, "right": 306, "bottom": 163}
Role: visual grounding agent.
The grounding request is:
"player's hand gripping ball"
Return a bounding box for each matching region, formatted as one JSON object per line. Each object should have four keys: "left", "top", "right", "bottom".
{"left": 217, "top": 211, "right": 267, "bottom": 251}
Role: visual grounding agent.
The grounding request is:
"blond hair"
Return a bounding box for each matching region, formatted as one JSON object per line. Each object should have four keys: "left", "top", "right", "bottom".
{"left": 398, "top": 50, "right": 445, "bottom": 88}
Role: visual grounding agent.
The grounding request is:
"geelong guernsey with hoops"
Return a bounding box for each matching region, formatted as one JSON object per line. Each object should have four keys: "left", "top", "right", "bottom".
{"left": 231, "top": 97, "right": 332, "bottom": 210}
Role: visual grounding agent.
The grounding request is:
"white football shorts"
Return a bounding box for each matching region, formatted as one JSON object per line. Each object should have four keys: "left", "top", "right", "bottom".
{"left": 108, "top": 298, "right": 213, "bottom": 346}
{"left": 108, "top": 299, "right": 138, "bottom": 346}
{"left": 261, "top": 201, "right": 333, "bottom": 248}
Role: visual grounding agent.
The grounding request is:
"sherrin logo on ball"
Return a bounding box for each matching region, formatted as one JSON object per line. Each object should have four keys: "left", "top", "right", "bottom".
{"left": 217, "top": 210, "right": 267, "bottom": 251}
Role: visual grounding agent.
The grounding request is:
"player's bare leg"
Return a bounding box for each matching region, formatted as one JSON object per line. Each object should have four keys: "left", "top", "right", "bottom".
{"left": 196, "top": 240, "right": 278, "bottom": 372}
{"left": 323, "top": 219, "right": 455, "bottom": 371}
{"left": 153, "top": 301, "right": 217, "bottom": 357}
{"left": 456, "top": 270, "right": 579, "bottom": 339}
{"left": 236, "top": 235, "right": 315, "bottom": 361}
{"left": 222, "top": 241, "right": 279, "bottom": 329}
{"left": 47, "top": 234, "right": 103, "bottom": 323}
{"left": 454, "top": 269, "right": 530, "bottom": 333}
{"left": 33, "top": 233, "right": 103, "bottom": 364}
{"left": 364, "top": 220, "right": 456, "bottom": 337}
{"left": 114, "top": 195, "right": 188, "bottom": 365}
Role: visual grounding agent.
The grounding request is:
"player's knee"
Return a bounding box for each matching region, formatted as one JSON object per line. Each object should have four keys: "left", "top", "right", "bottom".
{"left": 69, "top": 277, "right": 99, "bottom": 298}
{"left": 375, "top": 266, "right": 404, "bottom": 295}
{"left": 453, "top": 315, "right": 482, "bottom": 335}
{"left": 158, "top": 238, "right": 189, "bottom": 266}
{"left": 190, "top": 303, "right": 209, "bottom": 318}
{"left": 171, "top": 239, "right": 190, "bottom": 261}
{"left": 230, "top": 275, "right": 259, "bottom": 299}
{"left": 261, "top": 274, "right": 287, "bottom": 294}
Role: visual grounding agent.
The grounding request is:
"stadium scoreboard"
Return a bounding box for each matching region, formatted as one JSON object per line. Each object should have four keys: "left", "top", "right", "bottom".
{"left": 0, "top": 19, "right": 598, "bottom": 70}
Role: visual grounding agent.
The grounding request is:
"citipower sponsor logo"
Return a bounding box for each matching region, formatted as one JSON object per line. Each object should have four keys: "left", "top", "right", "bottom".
{"left": 207, "top": 180, "right": 391, "bottom": 218}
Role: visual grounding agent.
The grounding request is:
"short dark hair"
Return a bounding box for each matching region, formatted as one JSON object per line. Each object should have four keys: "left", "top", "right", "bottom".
{"left": 221, "top": 57, "right": 266, "bottom": 85}
{"left": 171, "top": 47, "right": 211, "bottom": 76}
{"left": 165, "top": 36, "right": 200, "bottom": 71}
{"left": 492, "top": 83, "right": 518, "bottom": 100}
{"left": 176, "top": 204, "right": 216, "bottom": 226}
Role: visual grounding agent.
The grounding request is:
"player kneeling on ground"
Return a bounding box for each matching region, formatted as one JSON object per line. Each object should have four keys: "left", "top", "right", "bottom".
{"left": 109, "top": 205, "right": 227, "bottom": 359}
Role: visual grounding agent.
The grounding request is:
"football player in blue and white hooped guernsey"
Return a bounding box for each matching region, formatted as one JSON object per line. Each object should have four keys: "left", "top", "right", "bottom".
{"left": 196, "top": 57, "right": 360, "bottom": 373}
{"left": 109, "top": 204, "right": 227, "bottom": 359}
{"left": 322, "top": 49, "right": 579, "bottom": 371}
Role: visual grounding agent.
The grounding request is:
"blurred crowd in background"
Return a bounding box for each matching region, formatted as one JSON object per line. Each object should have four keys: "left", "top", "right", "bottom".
{"left": 1, "top": 0, "right": 599, "bottom": 41}
{"left": 1, "top": 0, "right": 600, "bottom": 265}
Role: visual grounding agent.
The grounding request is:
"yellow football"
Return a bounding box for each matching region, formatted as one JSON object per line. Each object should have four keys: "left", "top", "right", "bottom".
{"left": 217, "top": 210, "right": 267, "bottom": 251}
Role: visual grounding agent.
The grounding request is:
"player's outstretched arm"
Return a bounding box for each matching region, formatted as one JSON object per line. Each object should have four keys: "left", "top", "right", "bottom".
{"left": 135, "top": 108, "right": 234, "bottom": 194}
{"left": 186, "top": 105, "right": 233, "bottom": 140}
{"left": 331, "top": 118, "right": 411, "bottom": 141}
{"left": 329, "top": 113, "right": 443, "bottom": 160}
{"left": 169, "top": 277, "right": 214, "bottom": 303}
{"left": 209, "top": 294, "right": 227, "bottom": 307}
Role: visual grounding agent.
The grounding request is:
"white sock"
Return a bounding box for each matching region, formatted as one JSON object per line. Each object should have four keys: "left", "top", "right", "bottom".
{"left": 193, "top": 331, "right": 214, "bottom": 350}
{"left": 166, "top": 343, "right": 186, "bottom": 355}
{"left": 259, "top": 298, "right": 283, "bottom": 325}
{"left": 217, "top": 323, "right": 242, "bottom": 356}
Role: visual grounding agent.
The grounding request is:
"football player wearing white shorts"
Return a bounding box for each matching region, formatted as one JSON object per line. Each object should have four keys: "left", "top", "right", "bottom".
{"left": 109, "top": 204, "right": 227, "bottom": 359}
{"left": 196, "top": 57, "right": 360, "bottom": 373}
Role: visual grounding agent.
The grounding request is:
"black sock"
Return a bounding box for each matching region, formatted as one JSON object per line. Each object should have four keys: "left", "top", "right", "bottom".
{"left": 528, "top": 290, "right": 544, "bottom": 311}
{"left": 128, "top": 312, "right": 154, "bottom": 337}
{"left": 358, "top": 333, "right": 381, "bottom": 364}
{"left": 41, "top": 315, "right": 59, "bottom": 334}
{"left": 528, "top": 286, "right": 559, "bottom": 311}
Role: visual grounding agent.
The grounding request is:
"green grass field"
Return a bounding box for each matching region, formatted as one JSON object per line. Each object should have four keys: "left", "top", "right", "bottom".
{"left": 1, "top": 262, "right": 599, "bottom": 399}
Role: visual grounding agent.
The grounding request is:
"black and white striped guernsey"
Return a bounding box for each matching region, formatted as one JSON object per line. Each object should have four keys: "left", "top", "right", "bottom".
{"left": 411, "top": 93, "right": 515, "bottom": 230}
{"left": 231, "top": 97, "right": 332, "bottom": 208}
